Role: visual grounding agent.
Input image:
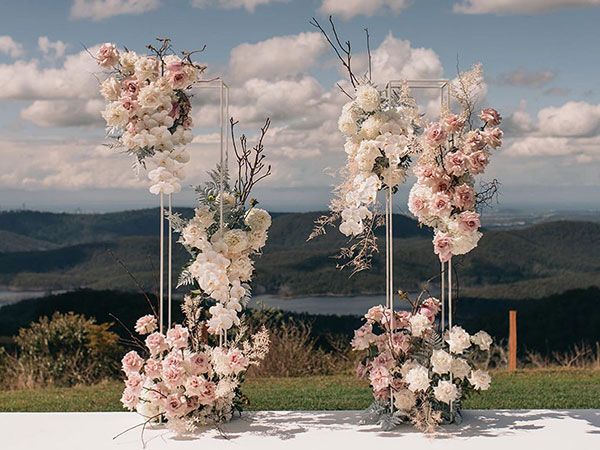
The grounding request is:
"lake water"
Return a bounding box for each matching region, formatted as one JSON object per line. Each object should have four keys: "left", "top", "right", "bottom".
{"left": 0, "top": 290, "right": 66, "bottom": 306}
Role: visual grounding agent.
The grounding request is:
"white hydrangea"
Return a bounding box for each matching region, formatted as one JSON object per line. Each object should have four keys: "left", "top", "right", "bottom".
{"left": 355, "top": 84, "right": 380, "bottom": 113}
{"left": 405, "top": 365, "right": 430, "bottom": 392}
{"left": 430, "top": 349, "right": 452, "bottom": 374}
{"left": 469, "top": 369, "right": 491, "bottom": 390}
{"left": 433, "top": 380, "right": 458, "bottom": 404}
{"left": 446, "top": 326, "right": 472, "bottom": 354}
{"left": 450, "top": 229, "right": 482, "bottom": 255}
{"left": 471, "top": 330, "right": 493, "bottom": 351}
{"left": 409, "top": 313, "right": 431, "bottom": 338}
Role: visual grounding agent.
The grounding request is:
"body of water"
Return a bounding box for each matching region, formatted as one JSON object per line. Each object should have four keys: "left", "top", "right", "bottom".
{"left": 0, "top": 290, "right": 66, "bottom": 306}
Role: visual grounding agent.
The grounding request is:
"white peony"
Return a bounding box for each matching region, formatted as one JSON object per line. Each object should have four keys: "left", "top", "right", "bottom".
{"left": 450, "top": 229, "right": 482, "bottom": 255}
{"left": 245, "top": 208, "right": 272, "bottom": 232}
{"left": 138, "top": 84, "right": 170, "bottom": 111}
{"left": 469, "top": 369, "right": 491, "bottom": 390}
{"left": 409, "top": 313, "right": 431, "bottom": 338}
{"left": 471, "top": 330, "right": 493, "bottom": 351}
{"left": 405, "top": 365, "right": 430, "bottom": 392}
{"left": 433, "top": 380, "right": 458, "bottom": 404}
{"left": 450, "top": 358, "right": 471, "bottom": 380}
{"left": 223, "top": 229, "right": 249, "bottom": 254}
{"left": 446, "top": 326, "right": 472, "bottom": 354}
{"left": 393, "top": 389, "right": 416, "bottom": 411}
{"left": 356, "top": 140, "right": 381, "bottom": 172}
{"left": 100, "top": 77, "right": 121, "bottom": 101}
{"left": 134, "top": 56, "right": 159, "bottom": 81}
{"left": 430, "top": 349, "right": 452, "bottom": 374}
{"left": 360, "top": 114, "right": 384, "bottom": 139}
{"left": 119, "top": 51, "right": 138, "bottom": 73}
{"left": 339, "top": 219, "right": 363, "bottom": 236}
{"left": 355, "top": 84, "right": 380, "bottom": 113}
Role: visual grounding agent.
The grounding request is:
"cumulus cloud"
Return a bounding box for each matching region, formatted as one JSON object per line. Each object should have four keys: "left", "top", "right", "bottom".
{"left": 496, "top": 69, "right": 555, "bottom": 88}
{"left": 538, "top": 101, "right": 600, "bottom": 137}
{"left": 20, "top": 100, "right": 104, "bottom": 127}
{"left": 319, "top": 0, "right": 411, "bottom": 19}
{"left": 70, "top": 0, "right": 161, "bottom": 21}
{"left": 38, "top": 36, "right": 67, "bottom": 60}
{"left": 228, "top": 32, "right": 326, "bottom": 81}
{"left": 191, "top": 0, "right": 285, "bottom": 12}
{"left": 453, "top": 0, "right": 600, "bottom": 14}
{"left": 0, "top": 36, "right": 24, "bottom": 58}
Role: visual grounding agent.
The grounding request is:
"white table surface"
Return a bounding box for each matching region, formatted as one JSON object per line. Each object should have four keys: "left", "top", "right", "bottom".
{"left": 1, "top": 410, "right": 598, "bottom": 450}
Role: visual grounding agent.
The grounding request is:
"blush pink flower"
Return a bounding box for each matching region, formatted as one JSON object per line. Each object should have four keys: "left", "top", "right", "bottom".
{"left": 443, "top": 114, "right": 465, "bottom": 133}
{"left": 432, "top": 175, "right": 452, "bottom": 193}
{"left": 125, "top": 372, "right": 144, "bottom": 395}
{"left": 419, "top": 297, "right": 441, "bottom": 323}
{"left": 365, "top": 305, "right": 386, "bottom": 323}
{"left": 457, "top": 210, "right": 481, "bottom": 233}
{"left": 480, "top": 108, "right": 502, "bottom": 126}
{"left": 196, "top": 380, "right": 217, "bottom": 406}
{"left": 425, "top": 122, "right": 447, "bottom": 146}
{"left": 144, "top": 358, "right": 162, "bottom": 379}
{"left": 122, "top": 78, "right": 139, "bottom": 97}
{"left": 120, "top": 387, "right": 139, "bottom": 410}
{"left": 134, "top": 315, "right": 157, "bottom": 335}
{"left": 356, "top": 362, "right": 369, "bottom": 379}
{"left": 227, "top": 348, "right": 249, "bottom": 374}
{"left": 164, "top": 393, "right": 187, "bottom": 416}
{"left": 162, "top": 366, "right": 185, "bottom": 388}
{"left": 391, "top": 332, "right": 410, "bottom": 354}
{"left": 166, "top": 325, "right": 189, "bottom": 349}
{"left": 433, "top": 232, "right": 453, "bottom": 262}
{"left": 463, "top": 130, "right": 485, "bottom": 154}
{"left": 431, "top": 192, "right": 453, "bottom": 217}
{"left": 97, "top": 43, "right": 119, "bottom": 68}
{"left": 482, "top": 127, "right": 503, "bottom": 148}
{"left": 188, "top": 352, "right": 211, "bottom": 375}
{"left": 145, "top": 332, "right": 168, "bottom": 356}
{"left": 469, "top": 150, "right": 489, "bottom": 174}
{"left": 369, "top": 366, "right": 391, "bottom": 391}
{"left": 444, "top": 151, "right": 467, "bottom": 177}
{"left": 121, "top": 350, "right": 144, "bottom": 374}
{"left": 453, "top": 183, "right": 475, "bottom": 210}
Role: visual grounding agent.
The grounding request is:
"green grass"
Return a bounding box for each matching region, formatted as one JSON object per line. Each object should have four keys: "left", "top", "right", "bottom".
{"left": 1, "top": 370, "right": 599, "bottom": 412}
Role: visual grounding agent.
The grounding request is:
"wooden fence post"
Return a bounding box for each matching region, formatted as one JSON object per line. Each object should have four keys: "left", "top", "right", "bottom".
{"left": 508, "top": 310, "right": 517, "bottom": 371}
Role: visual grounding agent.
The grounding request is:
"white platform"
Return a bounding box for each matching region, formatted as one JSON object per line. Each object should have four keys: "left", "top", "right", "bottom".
{"left": 1, "top": 410, "right": 599, "bottom": 450}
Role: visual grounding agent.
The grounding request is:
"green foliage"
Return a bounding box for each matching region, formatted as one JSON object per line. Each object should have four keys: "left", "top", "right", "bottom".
{"left": 11, "top": 312, "right": 121, "bottom": 387}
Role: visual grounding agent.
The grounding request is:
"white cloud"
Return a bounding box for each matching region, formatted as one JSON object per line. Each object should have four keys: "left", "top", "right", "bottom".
{"left": 38, "top": 36, "right": 67, "bottom": 60}
{"left": 0, "top": 47, "right": 99, "bottom": 100}
{"left": 496, "top": 69, "right": 555, "bottom": 87}
{"left": 538, "top": 101, "right": 600, "bottom": 137}
{"left": 228, "top": 32, "right": 326, "bottom": 81}
{"left": 454, "top": 0, "right": 600, "bottom": 14}
{"left": 0, "top": 36, "right": 24, "bottom": 58}
{"left": 20, "top": 100, "right": 103, "bottom": 127}
{"left": 191, "top": 0, "right": 285, "bottom": 12}
{"left": 319, "top": 0, "right": 411, "bottom": 19}
{"left": 70, "top": 0, "right": 161, "bottom": 21}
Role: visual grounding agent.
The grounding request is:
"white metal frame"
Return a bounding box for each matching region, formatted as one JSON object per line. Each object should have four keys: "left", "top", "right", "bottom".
{"left": 384, "top": 79, "right": 453, "bottom": 415}
{"left": 158, "top": 79, "right": 230, "bottom": 341}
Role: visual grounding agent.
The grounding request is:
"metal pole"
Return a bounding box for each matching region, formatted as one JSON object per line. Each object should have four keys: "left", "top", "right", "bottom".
{"left": 159, "top": 193, "right": 164, "bottom": 334}
{"left": 168, "top": 193, "right": 172, "bottom": 330}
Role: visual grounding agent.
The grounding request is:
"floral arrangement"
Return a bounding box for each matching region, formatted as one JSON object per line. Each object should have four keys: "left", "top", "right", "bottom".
{"left": 95, "top": 38, "right": 206, "bottom": 195}
{"left": 352, "top": 292, "right": 492, "bottom": 432}
{"left": 119, "top": 119, "right": 272, "bottom": 440}
{"left": 408, "top": 65, "right": 503, "bottom": 262}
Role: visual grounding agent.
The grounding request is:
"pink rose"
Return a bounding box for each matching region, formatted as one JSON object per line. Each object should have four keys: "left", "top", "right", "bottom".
{"left": 444, "top": 114, "right": 465, "bottom": 133}
{"left": 444, "top": 151, "right": 467, "bottom": 177}
{"left": 164, "top": 393, "right": 187, "bottom": 416}
{"left": 97, "top": 43, "right": 119, "bottom": 68}
{"left": 144, "top": 358, "right": 162, "bottom": 379}
{"left": 227, "top": 349, "right": 249, "bottom": 375}
{"left": 365, "top": 305, "right": 386, "bottom": 323}
{"left": 408, "top": 191, "right": 429, "bottom": 217}
{"left": 480, "top": 108, "right": 502, "bottom": 126}
{"left": 121, "top": 351, "right": 144, "bottom": 374}
{"left": 432, "top": 175, "right": 452, "bottom": 193}
{"left": 162, "top": 366, "right": 185, "bottom": 388}
{"left": 391, "top": 332, "right": 410, "bottom": 354}
{"left": 196, "top": 380, "right": 217, "bottom": 406}
{"left": 125, "top": 372, "right": 144, "bottom": 395}
{"left": 188, "top": 352, "right": 211, "bottom": 375}
{"left": 369, "top": 366, "right": 391, "bottom": 391}
{"left": 394, "top": 311, "right": 411, "bottom": 329}
{"left": 122, "top": 78, "right": 139, "bottom": 97}
{"left": 431, "top": 192, "right": 453, "bottom": 217}
{"left": 356, "top": 362, "right": 369, "bottom": 379}
{"left": 469, "top": 150, "right": 489, "bottom": 174}
{"left": 168, "top": 102, "right": 180, "bottom": 119}
{"left": 463, "top": 130, "right": 485, "bottom": 154}
{"left": 453, "top": 183, "right": 475, "bottom": 210}
{"left": 121, "top": 96, "right": 139, "bottom": 113}
{"left": 433, "top": 232, "right": 453, "bottom": 262}
{"left": 145, "top": 332, "right": 169, "bottom": 356}
{"left": 457, "top": 210, "right": 481, "bottom": 233}
{"left": 120, "top": 387, "right": 139, "bottom": 410}
{"left": 373, "top": 351, "right": 395, "bottom": 370}
{"left": 482, "top": 127, "right": 503, "bottom": 148}
{"left": 414, "top": 164, "right": 436, "bottom": 181}
{"left": 419, "top": 297, "right": 441, "bottom": 323}
{"left": 166, "top": 325, "right": 189, "bottom": 349}
{"left": 425, "top": 122, "right": 447, "bottom": 146}
{"left": 134, "top": 315, "right": 157, "bottom": 335}
{"left": 162, "top": 352, "right": 184, "bottom": 371}
{"left": 182, "top": 116, "right": 193, "bottom": 129}
{"left": 168, "top": 70, "right": 188, "bottom": 89}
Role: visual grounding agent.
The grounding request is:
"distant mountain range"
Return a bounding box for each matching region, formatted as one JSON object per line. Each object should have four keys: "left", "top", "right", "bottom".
{"left": 0, "top": 209, "right": 598, "bottom": 300}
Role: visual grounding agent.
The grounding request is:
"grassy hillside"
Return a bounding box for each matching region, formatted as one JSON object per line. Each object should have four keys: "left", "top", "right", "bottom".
{"left": 0, "top": 209, "right": 598, "bottom": 298}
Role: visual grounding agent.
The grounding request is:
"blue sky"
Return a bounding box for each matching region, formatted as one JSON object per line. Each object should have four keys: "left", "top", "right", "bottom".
{"left": 0, "top": 0, "right": 599, "bottom": 212}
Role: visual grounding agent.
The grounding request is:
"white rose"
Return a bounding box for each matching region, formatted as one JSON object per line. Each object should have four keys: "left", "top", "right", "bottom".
{"left": 393, "top": 389, "right": 416, "bottom": 411}
{"left": 469, "top": 369, "right": 491, "bottom": 390}
{"left": 450, "top": 358, "right": 471, "bottom": 380}
{"left": 446, "top": 326, "right": 472, "bottom": 354}
{"left": 119, "top": 51, "right": 138, "bottom": 73}
{"left": 471, "top": 330, "right": 493, "bottom": 351}
{"left": 360, "top": 114, "right": 384, "bottom": 139}
{"left": 245, "top": 208, "right": 272, "bottom": 232}
{"left": 248, "top": 230, "right": 268, "bottom": 251}
{"left": 430, "top": 349, "right": 452, "bottom": 375}
{"left": 135, "top": 56, "right": 159, "bottom": 81}
{"left": 409, "top": 313, "right": 431, "bottom": 338}
{"left": 100, "top": 77, "right": 121, "bottom": 101}
{"left": 356, "top": 140, "right": 381, "bottom": 172}
{"left": 405, "top": 365, "right": 430, "bottom": 392}
{"left": 433, "top": 380, "right": 458, "bottom": 404}
{"left": 355, "top": 84, "right": 380, "bottom": 113}
{"left": 223, "top": 229, "right": 249, "bottom": 254}
{"left": 450, "top": 229, "right": 482, "bottom": 255}
{"left": 400, "top": 360, "right": 419, "bottom": 378}
{"left": 338, "top": 112, "right": 358, "bottom": 136}
{"left": 138, "top": 84, "right": 170, "bottom": 111}
{"left": 344, "top": 140, "right": 359, "bottom": 156}
{"left": 101, "top": 102, "right": 129, "bottom": 128}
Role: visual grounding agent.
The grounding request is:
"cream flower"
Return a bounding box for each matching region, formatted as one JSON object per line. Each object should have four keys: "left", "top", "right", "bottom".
{"left": 471, "top": 330, "right": 493, "bottom": 351}
{"left": 430, "top": 349, "right": 452, "bottom": 374}
{"left": 409, "top": 313, "right": 431, "bottom": 338}
{"left": 469, "top": 369, "right": 491, "bottom": 390}
{"left": 245, "top": 208, "right": 272, "bottom": 232}
{"left": 450, "top": 358, "right": 471, "bottom": 380}
{"left": 100, "top": 77, "right": 122, "bottom": 101}
{"left": 393, "top": 389, "right": 416, "bottom": 411}
{"left": 355, "top": 84, "right": 380, "bottom": 112}
{"left": 405, "top": 365, "right": 430, "bottom": 392}
{"left": 446, "top": 326, "right": 472, "bottom": 354}
{"left": 433, "top": 380, "right": 458, "bottom": 404}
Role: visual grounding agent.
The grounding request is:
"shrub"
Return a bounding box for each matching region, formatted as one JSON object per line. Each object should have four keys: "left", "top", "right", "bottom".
{"left": 8, "top": 312, "right": 121, "bottom": 388}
